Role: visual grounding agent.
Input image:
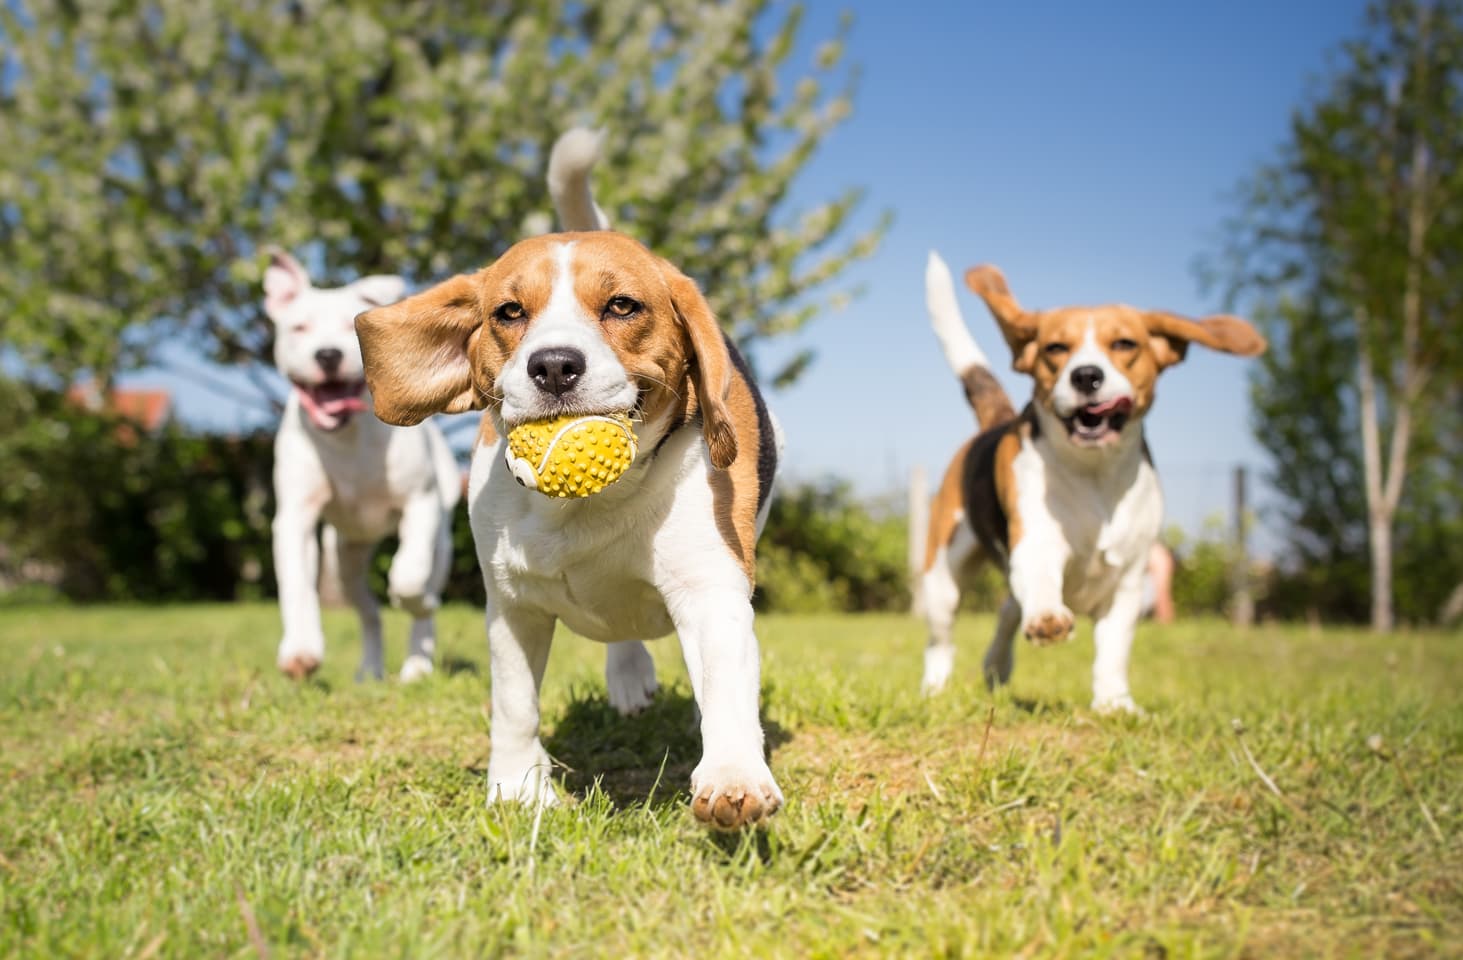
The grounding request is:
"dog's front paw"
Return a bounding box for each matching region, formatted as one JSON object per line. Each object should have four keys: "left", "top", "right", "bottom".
{"left": 278, "top": 653, "right": 321, "bottom": 680}
{"left": 1023, "top": 606, "right": 1074, "bottom": 645}
{"left": 1092, "top": 693, "right": 1143, "bottom": 716}
{"left": 487, "top": 745, "right": 557, "bottom": 807}
{"left": 399, "top": 654, "right": 433, "bottom": 683}
{"left": 690, "top": 759, "right": 783, "bottom": 830}
{"left": 277, "top": 635, "right": 325, "bottom": 680}
{"left": 921, "top": 645, "right": 955, "bottom": 696}
{"left": 605, "top": 642, "right": 658, "bottom": 716}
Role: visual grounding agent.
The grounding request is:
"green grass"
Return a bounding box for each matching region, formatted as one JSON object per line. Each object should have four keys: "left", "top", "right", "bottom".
{"left": 1, "top": 605, "right": 1459, "bottom": 958}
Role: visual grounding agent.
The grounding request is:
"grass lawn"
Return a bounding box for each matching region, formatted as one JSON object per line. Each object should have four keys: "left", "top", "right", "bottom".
{"left": 1, "top": 604, "right": 1459, "bottom": 957}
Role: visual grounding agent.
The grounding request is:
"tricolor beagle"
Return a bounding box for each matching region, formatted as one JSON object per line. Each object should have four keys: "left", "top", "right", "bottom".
{"left": 352, "top": 134, "right": 783, "bottom": 829}
{"left": 918, "top": 252, "right": 1264, "bottom": 712}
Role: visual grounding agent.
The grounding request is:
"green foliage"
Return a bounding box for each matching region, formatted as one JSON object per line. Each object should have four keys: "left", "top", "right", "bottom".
{"left": 2, "top": 606, "right": 1460, "bottom": 956}
{"left": 0, "top": 378, "right": 276, "bottom": 602}
{"left": 0, "top": 0, "right": 885, "bottom": 386}
{"left": 754, "top": 480, "right": 909, "bottom": 613}
{"left": 1161, "top": 521, "right": 1235, "bottom": 619}
{"left": 0, "top": 381, "right": 929, "bottom": 615}
{"left": 1209, "top": 0, "right": 1463, "bottom": 623}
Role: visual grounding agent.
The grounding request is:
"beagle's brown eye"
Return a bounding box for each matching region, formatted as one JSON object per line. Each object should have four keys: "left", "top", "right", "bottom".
{"left": 493, "top": 301, "right": 526, "bottom": 324}
{"left": 1043, "top": 342, "right": 1070, "bottom": 357}
{"left": 1111, "top": 337, "right": 1138, "bottom": 351}
{"left": 604, "top": 296, "right": 640, "bottom": 319}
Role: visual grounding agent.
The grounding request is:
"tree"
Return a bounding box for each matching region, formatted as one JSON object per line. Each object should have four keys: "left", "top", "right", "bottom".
{"left": 1213, "top": 0, "right": 1463, "bottom": 629}
{"left": 0, "top": 0, "right": 885, "bottom": 397}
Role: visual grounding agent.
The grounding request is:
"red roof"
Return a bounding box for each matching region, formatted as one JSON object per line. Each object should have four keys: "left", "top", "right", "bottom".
{"left": 66, "top": 385, "right": 173, "bottom": 432}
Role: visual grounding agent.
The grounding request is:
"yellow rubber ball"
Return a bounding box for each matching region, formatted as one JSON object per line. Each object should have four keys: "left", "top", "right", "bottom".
{"left": 504, "top": 413, "right": 638, "bottom": 498}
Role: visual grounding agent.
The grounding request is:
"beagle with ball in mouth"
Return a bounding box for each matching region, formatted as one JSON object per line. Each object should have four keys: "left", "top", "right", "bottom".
{"left": 352, "top": 134, "right": 783, "bottom": 829}
{"left": 918, "top": 252, "right": 1264, "bottom": 712}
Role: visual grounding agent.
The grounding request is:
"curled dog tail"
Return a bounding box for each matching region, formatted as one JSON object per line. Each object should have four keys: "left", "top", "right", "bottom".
{"left": 926, "top": 251, "right": 1015, "bottom": 431}
{"left": 547, "top": 127, "right": 611, "bottom": 231}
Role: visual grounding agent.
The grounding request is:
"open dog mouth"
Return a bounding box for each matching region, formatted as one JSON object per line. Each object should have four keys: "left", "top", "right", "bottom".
{"left": 1062, "top": 396, "right": 1132, "bottom": 445}
{"left": 294, "top": 379, "right": 367, "bottom": 431}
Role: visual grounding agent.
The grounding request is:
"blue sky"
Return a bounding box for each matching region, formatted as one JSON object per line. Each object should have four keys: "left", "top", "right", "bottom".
{"left": 756, "top": 0, "right": 1371, "bottom": 541}
{"left": 124, "top": 0, "right": 1371, "bottom": 544}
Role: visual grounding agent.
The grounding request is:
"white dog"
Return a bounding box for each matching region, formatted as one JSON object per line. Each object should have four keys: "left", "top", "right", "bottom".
{"left": 263, "top": 249, "right": 460, "bottom": 682}
{"left": 351, "top": 131, "right": 785, "bottom": 828}
{"left": 916, "top": 252, "right": 1264, "bottom": 711}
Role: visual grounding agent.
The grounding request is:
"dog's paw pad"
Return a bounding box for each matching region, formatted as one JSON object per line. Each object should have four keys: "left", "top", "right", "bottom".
{"left": 690, "top": 764, "right": 783, "bottom": 830}
{"left": 1024, "top": 608, "right": 1074, "bottom": 645}
{"left": 278, "top": 653, "right": 321, "bottom": 680}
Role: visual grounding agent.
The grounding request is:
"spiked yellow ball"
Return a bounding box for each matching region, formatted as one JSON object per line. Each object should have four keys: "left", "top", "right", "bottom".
{"left": 504, "top": 413, "right": 638, "bottom": 498}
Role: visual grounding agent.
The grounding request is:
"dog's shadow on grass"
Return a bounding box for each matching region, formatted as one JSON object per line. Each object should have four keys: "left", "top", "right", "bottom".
{"left": 543, "top": 687, "right": 791, "bottom": 812}
{"left": 438, "top": 655, "right": 480, "bottom": 677}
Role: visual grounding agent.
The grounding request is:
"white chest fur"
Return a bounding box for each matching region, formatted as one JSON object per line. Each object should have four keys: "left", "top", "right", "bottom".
{"left": 278, "top": 394, "right": 453, "bottom": 542}
{"left": 468, "top": 426, "right": 732, "bottom": 643}
{"left": 1011, "top": 428, "right": 1163, "bottom": 617}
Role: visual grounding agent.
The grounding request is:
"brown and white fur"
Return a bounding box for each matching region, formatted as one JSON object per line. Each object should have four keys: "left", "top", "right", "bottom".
{"left": 352, "top": 136, "right": 783, "bottom": 828}
{"left": 918, "top": 252, "right": 1264, "bottom": 712}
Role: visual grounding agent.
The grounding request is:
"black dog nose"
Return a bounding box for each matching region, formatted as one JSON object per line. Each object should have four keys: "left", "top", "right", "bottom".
{"left": 527, "top": 347, "right": 586, "bottom": 397}
{"left": 315, "top": 348, "right": 344, "bottom": 375}
{"left": 1070, "top": 364, "right": 1104, "bottom": 394}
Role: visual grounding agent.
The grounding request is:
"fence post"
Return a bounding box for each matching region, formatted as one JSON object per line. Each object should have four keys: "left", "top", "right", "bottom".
{"left": 1231, "top": 465, "right": 1254, "bottom": 626}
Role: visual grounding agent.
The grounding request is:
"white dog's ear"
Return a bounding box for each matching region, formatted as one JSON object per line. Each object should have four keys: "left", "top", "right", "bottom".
{"left": 354, "top": 273, "right": 486, "bottom": 426}
{"left": 965, "top": 265, "right": 1040, "bottom": 374}
{"left": 352, "top": 274, "right": 408, "bottom": 308}
{"left": 1144, "top": 311, "right": 1267, "bottom": 369}
{"left": 262, "top": 247, "right": 310, "bottom": 320}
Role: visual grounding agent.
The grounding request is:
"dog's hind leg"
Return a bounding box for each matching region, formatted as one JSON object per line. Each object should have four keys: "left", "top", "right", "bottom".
{"left": 983, "top": 594, "right": 1020, "bottom": 690}
{"left": 921, "top": 521, "right": 978, "bottom": 695}
{"left": 605, "top": 641, "right": 658, "bottom": 716}
{"left": 333, "top": 535, "right": 385, "bottom": 682}
{"left": 390, "top": 492, "right": 452, "bottom": 681}
{"left": 1090, "top": 564, "right": 1145, "bottom": 714}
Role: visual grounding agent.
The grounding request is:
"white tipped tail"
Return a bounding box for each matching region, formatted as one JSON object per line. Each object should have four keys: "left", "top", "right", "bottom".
{"left": 926, "top": 251, "right": 989, "bottom": 376}
{"left": 547, "top": 127, "right": 611, "bottom": 231}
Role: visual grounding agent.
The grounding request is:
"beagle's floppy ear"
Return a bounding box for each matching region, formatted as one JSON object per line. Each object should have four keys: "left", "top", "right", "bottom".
{"left": 965, "top": 265, "right": 1040, "bottom": 373}
{"left": 354, "top": 273, "right": 486, "bottom": 426}
{"left": 1144, "top": 311, "right": 1267, "bottom": 369}
{"left": 661, "top": 264, "right": 738, "bottom": 470}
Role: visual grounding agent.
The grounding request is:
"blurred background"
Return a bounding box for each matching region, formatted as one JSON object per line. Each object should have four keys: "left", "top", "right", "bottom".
{"left": 1, "top": 0, "right": 1458, "bottom": 627}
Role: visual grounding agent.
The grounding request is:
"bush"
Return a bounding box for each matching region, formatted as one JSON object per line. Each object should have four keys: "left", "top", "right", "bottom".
{"left": 0, "top": 378, "right": 275, "bottom": 602}
{"left": 754, "top": 480, "right": 910, "bottom": 613}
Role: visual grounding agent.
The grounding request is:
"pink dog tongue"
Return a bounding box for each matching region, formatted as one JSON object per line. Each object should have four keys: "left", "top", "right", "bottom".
{"left": 1086, "top": 397, "right": 1133, "bottom": 416}
{"left": 296, "top": 383, "right": 365, "bottom": 429}
{"left": 320, "top": 395, "right": 367, "bottom": 415}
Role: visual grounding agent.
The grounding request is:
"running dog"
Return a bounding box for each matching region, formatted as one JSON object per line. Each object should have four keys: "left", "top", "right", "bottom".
{"left": 265, "top": 249, "right": 459, "bottom": 683}
{"left": 916, "top": 252, "right": 1264, "bottom": 712}
{"left": 352, "top": 130, "right": 784, "bottom": 828}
